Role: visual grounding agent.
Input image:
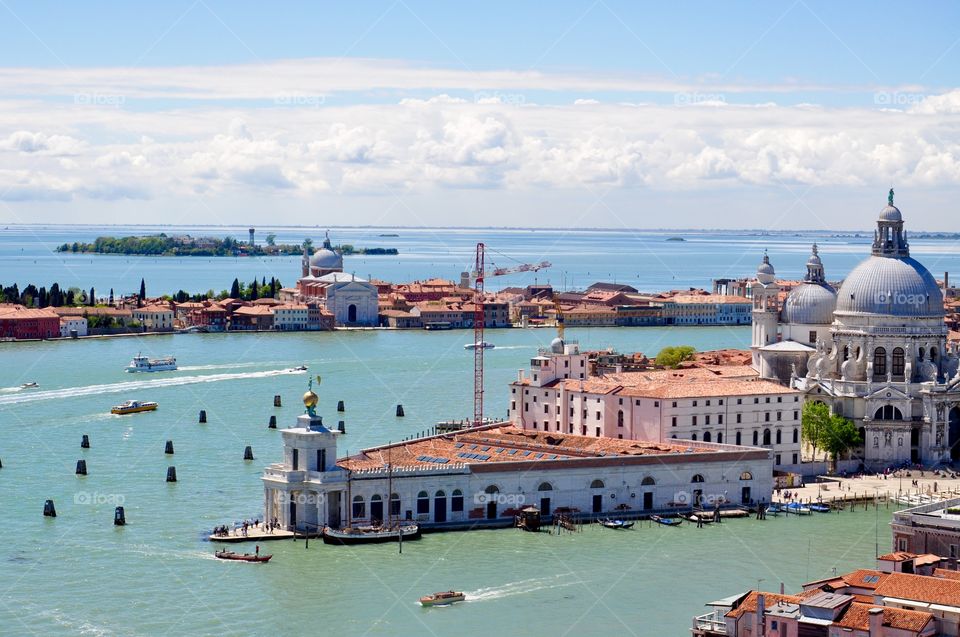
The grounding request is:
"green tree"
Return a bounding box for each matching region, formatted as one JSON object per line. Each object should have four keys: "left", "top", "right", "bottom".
{"left": 265, "top": 233, "right": 276, "bottom": 246}
{"left": 138, "top": 278, "right": 146, "bottom": 305}
{"left": 801, "top": 401, "right": 831, "bottom": 460}
{"left": 820, "top": 415, "right": 862, "bottom": 465}
{"left": 230, "top": 278, "right": 241, "bottom": 299}
{"left": 655, "top": 345, "right": 696, "bottom": 368}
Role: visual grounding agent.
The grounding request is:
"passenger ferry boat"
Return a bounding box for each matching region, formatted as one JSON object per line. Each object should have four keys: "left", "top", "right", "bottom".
{"left": 419, "top": 591, "right": 465, "bottom": 607}
{"left": 463, "top": 341, "right": 494, "bottom": 350}
{"left": 126, "top": 354, "right": 177, "bottom": 373}
{"left": 111, "top": 400, "right": 159, "bottom": 415}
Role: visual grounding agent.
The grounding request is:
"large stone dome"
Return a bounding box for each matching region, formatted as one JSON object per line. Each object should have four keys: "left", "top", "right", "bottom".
{"left": 783, "top": 282, "right": 836, "bottom": 324}
{"left": 310, "top": 246, "right": 342, "bottom": 270}
{"left": 835, "top": 256, "right": 943, "bottom": 318}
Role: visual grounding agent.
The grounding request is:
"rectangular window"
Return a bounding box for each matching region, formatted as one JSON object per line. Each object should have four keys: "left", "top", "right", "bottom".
{"left": 692, "top": 400, "right": 698, "bottom": 407}
{"left": 672, "top": 417, "right": 677, "bottom": 427}
{"left": 737, "top": 398, "right": 742, "bottom": 405}
{"left": 777, "top": 412, "right": 782, "bottom": 421}
{"left": 570, "top": 407, "right": 574, "bottom": 417}
{"left": 654, "top": 401, "right": 659, "bottom": 407}
{"left": 736, "top": 414, "right": 742, "bottom": 424}
{"left": 672, "top": 401, "right": 677, "bottom": 408}
{"left": 792, "top": 453, "right": 798, "bottom": 464}
{"left": 596, "top": 411, "right": 601, "bottom": 420}
{"left": 706, "top": 400, "right": 711, "bottom": 406}
{"left": 635, "top": 399, "right": 641, "bottom": 406}
{"left": 765, "top": 413, "right": 770, "bottom": 422}
{"left": 692, "top": 416, "right": 698, "bottom": 426}
{"left": 718, "top": 415, "right": 723, "bottom": 425}
{"left": 595, "top": 427, "right": 600, "bottom": 437}
{"left": 705, "top": 415, "right": 710, "bottom": 425}
{"left": 618, "top": 398, "right": 623, "bottom": 405}
{"left": 765, "top": 397, "right": 771, "bottom": 404}
{"left": 809, "top": 330, "right": 817, "bottom": 343}
{"left": 754, "top": 398, "right": 759, "bottom": 404}
{"left": 794, "top": 410, "right": 799, "bottom": 420}
{"left": 775, "top": 453, "right": 781, "bottom": 466}
{"left": 719, "top": 399, "right": 724, "bottom": 406}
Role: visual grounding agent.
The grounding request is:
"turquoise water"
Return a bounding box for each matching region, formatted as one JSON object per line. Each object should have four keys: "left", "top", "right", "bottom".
{"left": 4, "top": 224, "right": 960, "bottom": 296}
{"left": 0, "top": 327, "right": 897, "bottom": 635}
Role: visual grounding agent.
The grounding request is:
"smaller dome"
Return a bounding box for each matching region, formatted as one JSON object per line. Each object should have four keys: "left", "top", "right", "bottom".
{"left": 756, "top": 252, "right": 775, "bottom": 284}
{"left": 782, "top": 282, "right": 836, "bottom": 325}
{"left": 550, "top": 337, "right": 564, "bottom": 353}
{"left": 879, "top": 204, "right": 902, "bottom": 222}
{"left": 310, "top": 247, "right": 342, "bottom": 269}
{"left": 303, "top": 390, "right": 319, "bottom": 408}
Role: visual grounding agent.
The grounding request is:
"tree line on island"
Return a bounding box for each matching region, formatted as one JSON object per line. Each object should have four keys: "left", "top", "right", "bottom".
{"left": 56, "top": 234, "right": 398, "bottom": 257}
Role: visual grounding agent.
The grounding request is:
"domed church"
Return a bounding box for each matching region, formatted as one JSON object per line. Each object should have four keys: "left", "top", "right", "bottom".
{"left": 752, "top": 190, "right": 960, "bottom": 469}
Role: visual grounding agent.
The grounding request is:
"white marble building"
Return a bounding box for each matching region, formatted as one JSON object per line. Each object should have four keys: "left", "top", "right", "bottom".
{"left": 753, "top": 191, "right": 960, "bottom": 469}
{"left": 294, "top": 231, "right": 379, "bottom": 326}
{"left": 262, "top": 390, "right": 773, "bottom": 532}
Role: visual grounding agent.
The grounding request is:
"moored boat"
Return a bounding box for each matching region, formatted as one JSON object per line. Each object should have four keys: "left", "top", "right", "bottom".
{"left": 599, "top": 519, "right": 635, "bottom": 529}
{"left": 808, "top": 503, "right": 831, "bottom": 513}
{"left": 651, "top": 515, "right": 683, "bottom": 527}
{"left": 321, "top": 523, "right": 421, "bottom": 545}
{"left": 419, "top": 591, "right": 465, "bottom": 606}
{"left": 126, "top": 354, "right": 177, "bottom": 373}
{"left": 111, "top": 400, "right": 158, "bottom": 415}
{"left": 214, "top": 549, "right": 272, "bottom": 563}
{"left": 785, "top": 502, "right": 812, "bottom": 515}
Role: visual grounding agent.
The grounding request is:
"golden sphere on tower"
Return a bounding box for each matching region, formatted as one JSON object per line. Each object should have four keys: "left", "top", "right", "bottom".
{"left": 302, "top": 391, "right": 319, "bottom": 408}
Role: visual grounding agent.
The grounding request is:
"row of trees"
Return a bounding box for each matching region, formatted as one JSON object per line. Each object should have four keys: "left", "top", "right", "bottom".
{"left": 57, "top": 234, "right": 397, "bottom": 257}
{"left": 0, "top": 282, "right": 115, "bottom": 308}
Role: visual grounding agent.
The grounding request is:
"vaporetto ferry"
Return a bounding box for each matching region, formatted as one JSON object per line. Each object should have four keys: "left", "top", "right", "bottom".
{"left": 125, "top": 354, "right": 177, "bottom": 373}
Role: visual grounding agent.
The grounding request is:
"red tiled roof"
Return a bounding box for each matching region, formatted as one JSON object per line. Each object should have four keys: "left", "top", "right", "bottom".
{"left": 934, "top": 569, "right": 960, "bottom": 581}
{"left": 835, "top": 603, "right": 933, "bottom": 633}
{"left": 874, "top": 572, "right": 960, "bottom": 607}
{"left": 726, "top": 592, "right": 802, "bottom": 619}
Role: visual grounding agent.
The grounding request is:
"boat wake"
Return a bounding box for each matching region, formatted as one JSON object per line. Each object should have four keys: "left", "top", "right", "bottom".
{"left": 465, "top": 575, "right": 582, "bottom": 602}
{"left": 0, "top": 368, "right": 307, "bottom": 407}
{"left": 177, "top": 361, "right": 283, "bottom": 372}
{"left": 0, "top": 386, "right": 25, "bottom": 393}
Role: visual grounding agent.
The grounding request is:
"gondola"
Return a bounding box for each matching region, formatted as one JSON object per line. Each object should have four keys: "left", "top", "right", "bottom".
{"left": 599, "top": 519, "right": 635, "bottom": 529}
{"left": 650, "top": 515, "right": 683, "bottom": 527}
{"left": 214, "top": 549, "right": 272, "bottom": 563}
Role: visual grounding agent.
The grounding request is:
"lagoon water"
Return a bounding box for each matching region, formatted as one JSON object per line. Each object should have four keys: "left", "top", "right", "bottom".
{"left": 0, "top": 326, "right": 896, "bottom": 636}
{"left": 3, "top": 224, "right": 960, "bottom": 296}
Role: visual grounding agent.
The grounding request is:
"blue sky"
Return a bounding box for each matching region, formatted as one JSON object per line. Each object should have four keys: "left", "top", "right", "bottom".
{"left": 0, "top": 1, "right": 958, "bottom": 229}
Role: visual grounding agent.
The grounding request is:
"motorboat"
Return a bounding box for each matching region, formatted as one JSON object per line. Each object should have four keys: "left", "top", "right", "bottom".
{"left": 419, "top": 591, "right": 465, "bottom": 607}
{"left": 214, "top": 549, "right": 272, "bottom": 563}
{"left": 126, "top": 354, "right": 177, "bottom": 373}
{"left": 599, "top": 519, "right": 635, "bottom": 529}
{"left": 765, "top": 503, "right": 783, "bottom": 515}
{"left": 111, "top": 400, "right": 159, "bottom": 415}
{"left": 464, "top": 341, "right": 495, "bottom": 350}
{"left": 292, "top": 365, "right": 308, "bottom": 371}
{"left": 650, "top": 515, "right": 683, "bottom": 527}
{"left": 785, "top": 502, "right": 812, "bottom": 515}
{"left": 808, "top": 503, "right": 831, "bottom": 513}
{"left": 19, "top": 382, "right": 38, "bottom": 388}
{"left": 321, "top": 523, "right": 421, "bottom": 545}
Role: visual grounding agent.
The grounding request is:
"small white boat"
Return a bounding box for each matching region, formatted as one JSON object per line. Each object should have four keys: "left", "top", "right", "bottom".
{"left": 20, "top": 382, "right": 38, "bottom": 389}
{"left": 464, "top": 341, "right": 495, "bottom": 350}
{"left": 126, "top": 354, "right": 177, "bottom": 373}
{"left": 785, "top": 502, "right": 811, "bottom": 515}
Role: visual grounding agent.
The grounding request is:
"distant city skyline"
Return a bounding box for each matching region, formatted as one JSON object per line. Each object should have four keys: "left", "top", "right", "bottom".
{"left": 0, "top": 1, "right": 958, "bottom": 229}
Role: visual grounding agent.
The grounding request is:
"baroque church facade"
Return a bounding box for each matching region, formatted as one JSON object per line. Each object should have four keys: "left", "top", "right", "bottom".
{"left": 751, "top": 191, "right": 960, "bottom": 469}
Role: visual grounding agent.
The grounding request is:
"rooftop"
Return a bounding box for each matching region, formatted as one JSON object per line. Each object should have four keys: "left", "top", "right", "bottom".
{"left": 874, "top": 572, "right": 960, "bottom": 607}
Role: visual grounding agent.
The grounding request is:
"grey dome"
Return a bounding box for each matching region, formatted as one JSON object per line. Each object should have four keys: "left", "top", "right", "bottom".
{"left": 310, "top": 247, "right": 342, "bottom": 270}
{"left": 836, "top": 256, "right": 943, "bottom": 317}
{"left": 550, "top": 337, "right": 565, "bottom": 353}
{"left": 756, "top": 253, "right": 775, "bottom": 284}
{"left": 879, "top": 204, "right": 902, "bottom": 222}
{"left": 782, "top": 282, "right": 836, "bottom": 324}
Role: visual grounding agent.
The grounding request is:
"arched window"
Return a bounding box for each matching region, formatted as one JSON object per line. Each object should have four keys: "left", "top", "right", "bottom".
{"left": 451, "top": 489, "right": 464, "bottom": 512}
{"left": 703, "top": 431, "right": 712, "bottom": 442}
{"left": 485, "top": 485, "right": 499, "bottom": 494}
{"left": 717, "top": 432, "right": 723, "bottom": 444}
{"left": 417, "top": 490, "right": 429, "bottom": 514}
{"left": 736, "top": 431, "right": 742, "bottom": 445}
{"left": 390, "top": 493, "right": 401, "bottom": 516}
{"left": 641, "top": 476, "right": 656, "bottom": 486}
{"left": 740, "top": 471, "right": 753, "bottom": 480}
{"left": 691, "top": 474, "right": 705, "bottom": 483}
{"left": 874, "top": 406, "right": 903, "bottom": 421}
{"left": 931, "top": 347, "right": 938, "bottom": 362}
{"left": 776, "top": 429, "right": 782, "bottom": 445}
{"left": 435, "top": 490, "right": 446, "bottom": 498}
{"left": 793, "top": 428, "right": 799, "bottom": 444}
{"left": 892, "top": 348, "right": 905, "bottom": 377}
{"left": 762, "top": 429, "right": 771, "bottom": 446}
{"left": 752, "top": 431, "right": 758, "bottom": 446}
{"left": 691, "top": 433, "right": 697, "bottom": 441}
{"left": 352, "top": 495, "right": 365, "bottom": 519}
{"left": 590, "top": 479, "right": 605, "bottom": 489}
{"left": 371, "top": 494, "right": 382, "bottom": 503}
{"left": 874, "top": 347, "right": 887, "bottom": 377}
{"left": 617, "top": 410, "right": 624, "bottom": 427}
{"left": 537, "top": 482, "right": 553, "bottom": 491}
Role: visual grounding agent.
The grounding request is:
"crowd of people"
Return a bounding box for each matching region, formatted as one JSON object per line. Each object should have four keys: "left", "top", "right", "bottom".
{"left": 211, "top": 517, "right": 281, "bottom": 537}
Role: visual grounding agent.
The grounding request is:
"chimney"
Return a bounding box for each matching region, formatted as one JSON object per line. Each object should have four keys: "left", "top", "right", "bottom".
{"left": 945, "top": 272, "right": 950, "bottom": 291}
{"left": 868, "top": 607, "right": 883, "bottom": 634}
{"left": 517, "top": 369, "right": 524, "bottom": 382}
{"left": 755, "top": 594, "right": 766, "bottom": 636}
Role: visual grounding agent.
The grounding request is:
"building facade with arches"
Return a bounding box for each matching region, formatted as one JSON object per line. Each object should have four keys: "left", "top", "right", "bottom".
{"left": 262, "top": 404, "right": 773, "bottom": 533}
{"left": 752, "top": 192, "right": 960, "bottom": 469}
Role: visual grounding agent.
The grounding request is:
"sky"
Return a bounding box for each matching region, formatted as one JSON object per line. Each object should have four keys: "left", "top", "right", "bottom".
{"left": 0, "top": 0, "right": 959, "bottom": 230}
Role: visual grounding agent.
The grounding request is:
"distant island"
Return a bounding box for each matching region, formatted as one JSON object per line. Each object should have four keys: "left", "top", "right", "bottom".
{"left": 665, "top": 237, "right": 686, "bottom": 242}
{"left": 56, "top": 234, "right": 398, "bottom": 257}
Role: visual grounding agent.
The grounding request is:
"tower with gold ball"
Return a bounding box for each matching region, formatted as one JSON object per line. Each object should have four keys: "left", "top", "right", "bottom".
{"left": 263, "top": 374, "right": 344, "bottom": 532}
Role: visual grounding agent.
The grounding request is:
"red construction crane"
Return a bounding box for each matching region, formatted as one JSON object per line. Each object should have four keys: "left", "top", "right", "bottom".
{"left": 471, "top": 243, "right": 550, "bottom": 427}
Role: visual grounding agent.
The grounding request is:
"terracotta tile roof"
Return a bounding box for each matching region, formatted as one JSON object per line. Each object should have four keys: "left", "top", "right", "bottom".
{"left": 879, "top": 551, "right": 918, "bottom": 562}
{"left": 840, "top": 569, "right": 888, "bottom": 590}
{"left": 834, "top": 602, "right": 933, "bottom": 633}
{"left": 874, "top": 572, "right": 960, "bottom": 607}
{"left": 934, "top": 569, "right": 960, "bottom": 581}
{"left": 338, "top": 423, "right": 727, "bottom": 471}
{"left": 233, "top": 305, "right": 274, "bottom": 316}
{"left": 0, "top": 306, "right": 59, "bottom": 319}
{"left": 726, "top": 592, "right": 802, "bottom": 619}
